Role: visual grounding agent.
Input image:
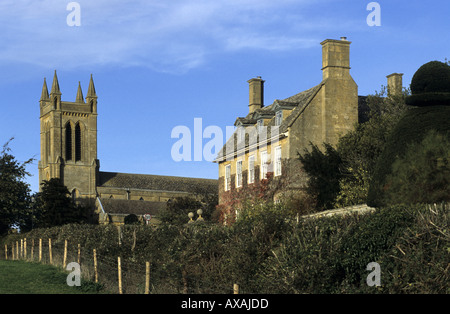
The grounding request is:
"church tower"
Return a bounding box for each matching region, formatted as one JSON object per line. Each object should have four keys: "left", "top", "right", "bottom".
{"left": 38, "top": 71, "right": 99, "bottom": 202}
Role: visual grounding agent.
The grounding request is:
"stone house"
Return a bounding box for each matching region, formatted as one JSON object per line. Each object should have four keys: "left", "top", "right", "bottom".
{"left": 214, "top": 37, "right": 403, "bottom": 214}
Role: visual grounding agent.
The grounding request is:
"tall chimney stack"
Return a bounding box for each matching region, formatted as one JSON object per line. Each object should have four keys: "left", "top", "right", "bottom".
{"left": 248, "top": 76, "right": 264, "bottom": 114}
{"left": 320, "top": 37, "right": 351, "bottom": 80}
{"left": 386, "top": 73, "right": 403, "bottom": 96}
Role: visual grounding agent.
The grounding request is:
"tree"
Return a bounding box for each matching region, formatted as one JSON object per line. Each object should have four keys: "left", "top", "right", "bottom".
{"left": 35, "top": 178, "right": 89, "bottom": 227}
{"left": 159, "top": 196, "right": 203, "bottom": 225}
{"left": 0, "top": 138, "right": 33, "bottom": 234}
{"left": 298, "top": 143, "right": 342, "bottom": 210}
{"left": 384, "top": 130, "right": 450, "bottom": 204}
{"left": 334, "top": 86, "right": 409, "bottom": 207}
{"left": 298, "top": 87, "right": 410, "bottom": 209}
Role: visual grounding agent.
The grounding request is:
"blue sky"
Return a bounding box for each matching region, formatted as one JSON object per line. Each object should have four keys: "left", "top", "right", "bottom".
{"left": 1, "top": 0, "right": 449, "bottom": 193}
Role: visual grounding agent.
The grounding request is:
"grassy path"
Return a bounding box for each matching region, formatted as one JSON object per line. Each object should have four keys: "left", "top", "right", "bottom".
{"left": 0, "top": 260, "right": 103, "bottom": 294}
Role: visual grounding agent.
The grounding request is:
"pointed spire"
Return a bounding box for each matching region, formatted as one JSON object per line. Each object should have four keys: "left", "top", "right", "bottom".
{"left": 40, "top": 77, "right": 49, "bottom": 101}
{"left": 86, "top": 74, "right": 97, "bottom": 99}
{"left": 50, "top": 70, "right": 61, "bottom": 95}
{"left": 76, "top": 81, "right": 85, "bottom": 103}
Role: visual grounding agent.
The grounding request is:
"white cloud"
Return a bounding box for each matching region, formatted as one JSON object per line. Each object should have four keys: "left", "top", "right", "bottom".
{"left": 0, "top": 0, "right": 328, "bottom": 73}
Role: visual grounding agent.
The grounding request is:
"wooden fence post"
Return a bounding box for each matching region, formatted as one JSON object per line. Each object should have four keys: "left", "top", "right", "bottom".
{"left": 4, "top": 244, "right": 7, "bottom": 260}
{"left": 77, "top": 244, "right": 81, "bottom": 265}
{"left": 31, "top": 239, "right": 34, "bottom": 260}
{"left": 20, "top": 239, "right": 23, "bottom": 259}
{"left": 63, "top": 240, "right": 68, "bottom": 268}
{"left": 39, "top": 239, "right": 42, "bottom": 262}
{"left": 145, "top": 261, "right": 150, "bottom": 294}
{"left": 93, "top": 249, "right": 98, "bottom": 283}
{"left": 118, "top": 257, "right": 123, "bottom": 294}
{"left": 24, "top": 238, "right": 27, "bottom": 259}
{"left": 233, "top": 283, "right": 239, "bottom": 294}
{"left": 16, "top": 241, "right": 18, "bottom": 260}
{"left": 48, "top": 238, "right": 52, "bottom": 265}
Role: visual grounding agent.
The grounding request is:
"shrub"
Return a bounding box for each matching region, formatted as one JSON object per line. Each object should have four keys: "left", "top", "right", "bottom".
{"left": 2, "top": 203, "right": 447, "bottom": 294}
{"left": 336, "top": 205, "right": 416, "bottom": 290}
{"left": 407, "top": 61, "right": 450, "bottom": 107}
{"left": 298, "top": 143, "right": 342, "bottom": 210}
{"left": 409, "top": 61, "right": 450, "bottom": 95}
{"left": 379, "top": 203, "right": 450, "bottom": 293}
{"left": 368, "top": 105, "right": 450, "bottom": 207}
{"left": 385, "top": 130, "right": 450, "bottom": 204}
{"left": 257, "top": 215, "right": 354, "bottom": 293}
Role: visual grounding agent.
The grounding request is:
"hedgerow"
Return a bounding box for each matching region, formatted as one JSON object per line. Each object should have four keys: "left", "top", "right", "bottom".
{"left": 1, "top": 202, "right": 448, "bottom": 294}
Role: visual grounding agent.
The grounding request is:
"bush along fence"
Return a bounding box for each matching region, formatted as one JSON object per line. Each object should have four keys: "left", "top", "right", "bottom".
{"left": 1, "top": 202, "right": 448, "bottom": 294}
{"left": 0, "top": 225, "right": 245, "bottom": 294}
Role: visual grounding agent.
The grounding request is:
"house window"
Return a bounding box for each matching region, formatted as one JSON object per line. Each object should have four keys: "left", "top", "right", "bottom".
{"left": 75, "top": 122, "right": 82, "bottom": 161}
{"left": 225, "top": 164, "right": 231, "bottom": 191}
{"left": 275, "top": 110, "right": 283, "bottom": 126}
{"left": 236, "top": 160, "right": 243, "bottom": 188}
{"left": 65, "top": 122, "right": 72, "bottom": 161}
{"left": 260, "top": 150, "right": 268, "bottom": 180}
{"left": 248, "top": 155, "right": 255, "bottom": 184}
{"left": 274, "top": 146, "right": 282, "bottom": 177}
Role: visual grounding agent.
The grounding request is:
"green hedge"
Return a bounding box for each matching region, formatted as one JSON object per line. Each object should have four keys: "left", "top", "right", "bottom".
{"left": 405, "top": 92, "right": 450, "bottom": 107}
{"left": 410, "top": 61, "right": 450, "bottom": 95}
{"left": 368, "top": 105, "right": 450, "bottom": 207}
{"left": 1, "top": 203, "right": 448, "bottom": 293}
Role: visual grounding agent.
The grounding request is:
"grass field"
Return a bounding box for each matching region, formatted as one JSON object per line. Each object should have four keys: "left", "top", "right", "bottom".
{"left": 0, "top": 260, "right": 105, "bottom": 294}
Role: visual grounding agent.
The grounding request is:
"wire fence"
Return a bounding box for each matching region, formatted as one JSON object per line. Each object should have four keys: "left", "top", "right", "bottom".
{"left": 1, "top": 237, "right": 243, "bottom": 294}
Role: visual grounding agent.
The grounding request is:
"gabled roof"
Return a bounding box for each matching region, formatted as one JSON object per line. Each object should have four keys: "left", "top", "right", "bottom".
{"left": 214, "top": 82, "right": 323, "bottom": 162}
{"left": 98, "top": 171, "right": 218, "bottom": 194}
{"left": 278, "top": 83, "right": 324, "bottom": 132}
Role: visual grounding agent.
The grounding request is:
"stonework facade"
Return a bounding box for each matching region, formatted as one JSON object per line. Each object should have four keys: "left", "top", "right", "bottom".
{"left": 38, "top": 71, "right": 217, "bottom": 225}
{"left": 214, "top": 37, "right": 403, "bottom": 210}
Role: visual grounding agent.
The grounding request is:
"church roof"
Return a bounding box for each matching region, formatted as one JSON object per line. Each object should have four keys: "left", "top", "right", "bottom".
{"left": 98, "top": 171, "right": 218, "bottom": 194}
{"left": 98, "top": 198, "right": 165, "bottom": 216}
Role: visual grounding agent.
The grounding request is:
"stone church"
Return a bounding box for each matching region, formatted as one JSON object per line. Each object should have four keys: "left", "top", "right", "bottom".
{"left": 38, "top": 71, "right": 218, "bottom": 225}
{"left": 214, "top": 37, "right": 403, "bottom": 214}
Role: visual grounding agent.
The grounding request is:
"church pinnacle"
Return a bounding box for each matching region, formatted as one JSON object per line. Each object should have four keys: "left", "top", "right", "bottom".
{"left": 86, "top": 74, "right": 97, "bottom": 99}
{"left": 76, "top": 81, "right": 85, "bottom": 103}
{"left": 40, "top": 77, "right": 49, "bottom": 101}
{"left": 50, "top": 70, "right": 61, "bottom": 95}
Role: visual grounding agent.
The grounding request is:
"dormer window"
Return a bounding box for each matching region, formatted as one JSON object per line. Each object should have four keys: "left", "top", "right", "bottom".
{"left": 257, "top": 119, "right": 264, "bottom": 132}
{"left": 275, "top": 110, "right": 283, "bottom": 126}
{"left": 237, "top": 126, "right": 245, "bottom": 143}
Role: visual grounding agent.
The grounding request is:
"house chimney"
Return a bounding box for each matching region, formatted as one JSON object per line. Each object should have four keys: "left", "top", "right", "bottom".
{"left": 386, "top": 73, "right": 403, "bottom": 96}
{"left": 320, "top": 37, "right": 351, "bottom": 80}
{"left": 248, "top": 76, "right": 265, "bottom": 114}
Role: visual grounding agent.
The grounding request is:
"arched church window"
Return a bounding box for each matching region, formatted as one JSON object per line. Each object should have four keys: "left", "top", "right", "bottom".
{"left": 75, "top": 122, "right": 82, "bottom": 161}
{"left": 65, "top": 122, "right": 72, "bottom": 161}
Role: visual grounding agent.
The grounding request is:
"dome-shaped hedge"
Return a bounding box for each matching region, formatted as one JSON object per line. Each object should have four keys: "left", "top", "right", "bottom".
{"left": 406, "top": 61, "right": 450, "bottom": 106}
{"left": 367, "top": 105, "right": 450, "bottom": 207}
